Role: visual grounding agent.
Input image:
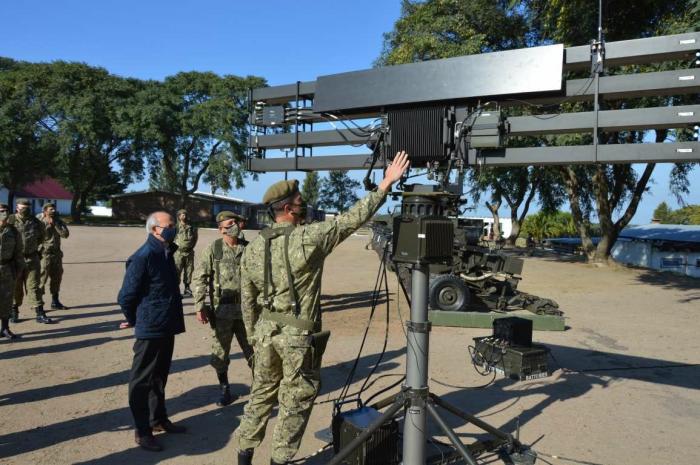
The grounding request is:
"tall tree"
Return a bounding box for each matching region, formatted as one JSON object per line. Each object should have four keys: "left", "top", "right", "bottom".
{"left": 301, "top": 171, "right": 321, "bottom": 207}
{"left": 0, "top": 59, "right": 56, "bottom": 206}
{"left": 378, "top": 0, "right": 553, "bottom": 244}
{"left": 37, "top": 62, "right": 146, "bottom": 222}
{"left": 518, "top": 0, "right": 699, "bottom": 262}
{"left": 138, "top": 72, "right": 264, "bottom": 206}
{"left": 319, "top": 171, "right": 360, "bottom": 212}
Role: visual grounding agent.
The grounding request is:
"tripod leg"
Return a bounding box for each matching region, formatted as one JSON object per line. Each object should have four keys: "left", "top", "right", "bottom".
{"left": 326, "top": 398, "right": 404, "bottom": 465}
{"left": 430, "top": 394, "right": 514, "bottom": 444}
{"left": 426, "top": 402, "right": 478, "bottom": 465}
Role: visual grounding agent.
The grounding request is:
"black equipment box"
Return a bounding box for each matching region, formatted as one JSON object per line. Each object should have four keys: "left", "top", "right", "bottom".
{"left": 473, "top": 337, "right": 550, "bottom": 381}
{"left": 493, "top": 317, "right": 532, "bottom": 347}
{"left": 332, "top": 407, "right": 399, "bottom": 465}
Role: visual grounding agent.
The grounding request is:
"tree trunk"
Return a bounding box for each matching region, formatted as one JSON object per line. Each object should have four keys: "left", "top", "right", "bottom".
{"left": 70, "top": 193, "right": 81, "bottom": 223}
{"left": 561, "top": 167, "right": 596, "bottom": 259}
{"left": 507, "top": 216, "right": 521, "bottom": 246}
{"left": 485, "top": 199, "right": 502, "bottom": 240}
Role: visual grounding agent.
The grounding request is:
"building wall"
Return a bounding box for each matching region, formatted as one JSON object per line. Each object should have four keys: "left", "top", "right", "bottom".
{"left": 0, "top": 188, "right": 72, "bottom": 216}
{"left": 612, "top": 239, "right": 700, "bottom": 278}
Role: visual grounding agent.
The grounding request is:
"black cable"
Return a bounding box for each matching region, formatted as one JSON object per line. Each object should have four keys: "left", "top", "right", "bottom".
{"left": 356, "top": 248, "right": 392, "bottom": 399}
{"left": 336, "top": 242, "right": 391, "bottom": 404}
{"left": 363, "top": 374, "right": 406, "bottom": 407}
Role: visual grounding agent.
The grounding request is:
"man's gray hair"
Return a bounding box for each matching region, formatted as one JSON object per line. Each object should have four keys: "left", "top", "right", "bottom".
{"left": 145, "top": 211, "right": 171, "bottom": 235}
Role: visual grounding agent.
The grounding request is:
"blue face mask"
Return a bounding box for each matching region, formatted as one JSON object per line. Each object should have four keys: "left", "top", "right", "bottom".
{"left": 159, "top": 226, "right": 177, "bottom": 242}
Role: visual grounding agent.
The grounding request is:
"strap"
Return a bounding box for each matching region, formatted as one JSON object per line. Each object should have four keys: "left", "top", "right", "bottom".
{"left": 283, "top": 231, "right": 302, "bottom": 318}
{"left": 261, "top": 310, "right": 320, "bottom": 333}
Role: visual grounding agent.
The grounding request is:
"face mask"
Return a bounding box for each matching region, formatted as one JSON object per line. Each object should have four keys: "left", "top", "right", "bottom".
{"left": 0, "top": 212, "right": 8, "bottom": 221}
{"left": 159, "top": 226, "right": 177, "bottom": 242}
{"left": 18, "top": 209, "right": 29, "bottom": 218}
{"left": 225, "top": 224, "right": 240, "bottom": 238}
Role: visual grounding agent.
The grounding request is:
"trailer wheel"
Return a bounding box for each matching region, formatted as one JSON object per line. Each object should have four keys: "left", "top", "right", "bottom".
{"left": 429, "top": 274, "right": 470, "bottom": 312}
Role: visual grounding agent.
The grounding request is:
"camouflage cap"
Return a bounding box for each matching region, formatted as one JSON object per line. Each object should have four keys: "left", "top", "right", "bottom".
{"left": 16, "top": 198, "right": 30, "bottom": 206}
{"left": 216, "top": 210, "right": 237, "bottom": 223}
{"left": 177, "top": 209, "right": 188, "bottom": 216}
{"left": 263, "top": 179, "right": 299, "bottom": 205}
{"left": 233, "top": 213, "right": 247, "bottom": 221}
{"left": 0, "top": 203, "right": 8, "bottom": 210}
{"left": 43, "top": 202, "right": 56, "bottom": 210}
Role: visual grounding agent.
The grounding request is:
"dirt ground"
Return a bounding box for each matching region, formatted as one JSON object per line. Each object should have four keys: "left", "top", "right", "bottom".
{"left": 1, "top": 225, "right": 698, "bottom": 465}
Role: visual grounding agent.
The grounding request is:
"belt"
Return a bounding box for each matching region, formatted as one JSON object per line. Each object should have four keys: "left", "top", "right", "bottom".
{"left": 261, "top": 309, "right": 320, "bottom": 333}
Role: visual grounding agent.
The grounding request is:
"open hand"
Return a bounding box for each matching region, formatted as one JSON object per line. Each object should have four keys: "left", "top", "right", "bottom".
{"left": 379, "top": 151, "right": 410, "bottom": 192}
{"left": 119, "top": 321, "right": 132, "bottom": 329}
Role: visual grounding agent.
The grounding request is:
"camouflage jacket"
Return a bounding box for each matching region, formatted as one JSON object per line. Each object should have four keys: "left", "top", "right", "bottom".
{"left": 37, "top": 214, "right": 69, "bottom": 254}
{"left": 9, "top": 214, "right": 45, "bottom": 256}
{"left": 175, "top": 222, "right": 198, "bottom": 253}
{"left": 0, "top": 223, "right": 24, "bottom": 271}
{"left": 192, "top": 238, "right": 245, "bottom": 320}
{"left": 240, "top": 189, "right": 387, "bottom": 339}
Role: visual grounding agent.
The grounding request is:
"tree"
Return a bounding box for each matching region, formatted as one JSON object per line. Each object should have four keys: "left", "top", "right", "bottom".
{"left": 0, "top": 59, "right": 56, "bottom": 207}
{"left": 653, "top": 202, "right": 673, "bottom": 223}
{"left": 521, "top": 210, "right": 577, "bottom": 241}
{"left": 319, "top": 171, "right": 360, "bottom": 212}
{"left": 517, "top": 0, "right": 699, "bottom": 262}
{"left": 37, "top": 62, "right": 146, "bottom": 222}
{"left": 138, "top": 72, "right": 264, "bottom": 207}
{"left": 301, "top": 171, "right": 321, "bottom": 207}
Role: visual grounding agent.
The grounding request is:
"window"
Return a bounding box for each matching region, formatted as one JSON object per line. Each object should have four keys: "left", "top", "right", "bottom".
{"left": 660, "top": 257, "right": 683, "bottom": 268}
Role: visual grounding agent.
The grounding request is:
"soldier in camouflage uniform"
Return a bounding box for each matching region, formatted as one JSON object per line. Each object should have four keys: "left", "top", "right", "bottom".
{"left": 0, "top": 203, "right": 24, "bottom": 339}
{"left": 37, "top": 202, "right": 70, "bottom": 310}
{"left": 235, "top": 151, "right": 409, "bottom": 465}
{"left": 192, "top": 210, "right": 254, "bottom": 407}
{"left": 11, "top": 199, "right": 53, "bottom": 324}
{"left": 174, "top": 209, "right": 198, "bottom": 296}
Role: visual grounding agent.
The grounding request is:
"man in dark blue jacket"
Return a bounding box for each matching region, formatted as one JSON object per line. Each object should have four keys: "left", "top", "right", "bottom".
{"left": 118, "top": 211, "right": 187, "bottom": 452}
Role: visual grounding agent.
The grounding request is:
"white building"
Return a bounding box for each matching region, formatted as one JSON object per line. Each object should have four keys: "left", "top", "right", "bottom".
{"left": 611, "top": 224, "right": 700, "bottom": 278}
{"left": 0, "top": 178, "right": 73, "bottom": 216}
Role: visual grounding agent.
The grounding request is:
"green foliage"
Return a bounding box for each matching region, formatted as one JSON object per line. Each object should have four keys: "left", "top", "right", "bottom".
{"left": 319, "top": 171, "right": 360, "bottom": 212}
{"left": 0, "top": 59, "right": 57, "bottom": 204}
{"left": 137, "top": 72, "right": 265, "bottom": 204}
{"left": 301, "top": 172, "right": 321, "bottom": 207}
{"left": 521, "top": 211, "right": 577, "bottom": 241}
{"left": 653, "top": 203, "right": 700, "bottom": 224}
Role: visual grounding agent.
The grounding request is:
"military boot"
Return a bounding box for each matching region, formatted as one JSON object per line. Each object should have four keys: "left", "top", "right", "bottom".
{"left": 0, "top": 318, "right": 19, "bottom": 340}
{"left": 182, "top": 286, "right": 193, "bottom": 297}
{"left": 10, "top": 305, "right": 19, "bottom": 323}
{"left": 216, "top": 372, "right": 237, "bottom": 407}
{"left": 270, "top": 460, "right": 290, "bottom": 465}
{"left": 237, "top": 448, "right": 254, "bottom": 465}
{"left": 35, "top": 306, "right": 54, "bottom": 324}
{"left": 51, "top": 294, "right": 68, "bottom": 310}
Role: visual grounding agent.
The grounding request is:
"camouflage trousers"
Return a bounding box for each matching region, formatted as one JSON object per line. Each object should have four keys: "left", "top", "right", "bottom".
{"left": 14, "top": 253, "right": 43, "bottom": 309}
{"left": 174, "top": 250, "right": 194, "bottom": 287}
{"left": 40, "top": 251, "right": 63, "bottom": 297}
{"left": 0, "top": 265, "right": 17, "bottom": 319}
{"left": 237, "top": 326, "right": 325, "bottom": 463}
{"left": 210, "top": 317, "right": 254, "bottom": 374}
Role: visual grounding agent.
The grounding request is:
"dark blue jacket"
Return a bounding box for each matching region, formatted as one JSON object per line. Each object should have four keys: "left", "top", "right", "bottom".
{"left": 118, "top": 234, "right": 186, "bottom": 339}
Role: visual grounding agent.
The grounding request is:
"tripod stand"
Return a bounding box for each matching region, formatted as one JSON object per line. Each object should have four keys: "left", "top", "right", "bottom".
{"left": 327, "top": 189, "right": 535, "bottom": 465}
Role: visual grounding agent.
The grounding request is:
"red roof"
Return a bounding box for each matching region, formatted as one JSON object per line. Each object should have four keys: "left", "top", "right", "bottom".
{"left": 18, "top": 177, "right": 73, "bottom": 200}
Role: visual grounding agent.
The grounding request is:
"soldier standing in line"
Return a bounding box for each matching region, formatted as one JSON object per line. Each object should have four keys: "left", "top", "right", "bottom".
{"left": 0, "top": 203, "right": 24, "bottom": 339}
{"left": 234, "top": 151, "right": 409, "bottom": 465}
{"left": 192, "top": 211, "right": 254, "bottom": 407}
{"left": 37, "top": 202, "right": 70, "bottom": 310}
{"left": 11, "top": 199, "right": 52, "bottom": 324}
{"left": 173, "top": 209, "right": 197, "bottom": 296}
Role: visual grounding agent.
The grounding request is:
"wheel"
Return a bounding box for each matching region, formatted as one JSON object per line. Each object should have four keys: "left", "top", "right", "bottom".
{"left": 429, "top": 274, "right": 470, "bottom": 312}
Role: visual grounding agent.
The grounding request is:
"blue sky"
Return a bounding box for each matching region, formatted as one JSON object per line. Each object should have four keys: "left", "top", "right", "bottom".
{"left": 1, "top": 0, "right": 697, "bottom": 222}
